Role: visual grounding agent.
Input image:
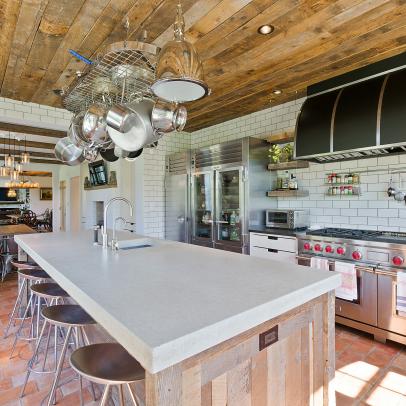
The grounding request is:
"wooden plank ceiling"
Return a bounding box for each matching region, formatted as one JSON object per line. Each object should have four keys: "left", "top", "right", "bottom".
{"left": 1, "top": 0, "right": 406, "bottom": 133}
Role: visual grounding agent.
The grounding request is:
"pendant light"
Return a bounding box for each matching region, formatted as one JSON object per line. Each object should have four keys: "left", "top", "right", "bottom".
{"left": 7, "top": 188, "right": 16, "bottom": 198}
{"left": 151, "top": 2, "right": 209, "bottom": 103}
{"left": 21, "top": 136, "right": 30, "bottom": 164}
{"left": 0, "top": 136, "right": 9, "bottom": 177}
{"left": 15, "top": 139, "right": 22, "bottom": 173}
{"left": 5, "top": 133, "right": 14, "bottom": 168}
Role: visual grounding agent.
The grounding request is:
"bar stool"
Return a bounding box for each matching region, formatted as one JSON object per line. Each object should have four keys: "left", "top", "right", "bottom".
{"left": 20, "top": 304, "right": 97, "bottom": 405}
{"left": 70, "top": 343, "right": 145, "bottom": 406}
{"left": 3, "top": 263, "right": 46, "bottom": 338}
{"left": 1, "top": 237, "right": 19, "bottom": 281}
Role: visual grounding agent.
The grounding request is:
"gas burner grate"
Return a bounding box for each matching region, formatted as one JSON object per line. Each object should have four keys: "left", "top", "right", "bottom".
{"left": 307, "top": 228, "right": 406, "bottom": 242}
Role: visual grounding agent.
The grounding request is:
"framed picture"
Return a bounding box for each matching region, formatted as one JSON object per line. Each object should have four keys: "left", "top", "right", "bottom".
{"left": 40, "top": 188, "right": 52, "bottom": 201}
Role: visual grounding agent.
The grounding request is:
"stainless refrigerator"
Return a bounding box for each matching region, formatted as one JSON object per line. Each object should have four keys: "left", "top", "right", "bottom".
{"left": 190, "top": 137, "right": 270, "bottom": 254}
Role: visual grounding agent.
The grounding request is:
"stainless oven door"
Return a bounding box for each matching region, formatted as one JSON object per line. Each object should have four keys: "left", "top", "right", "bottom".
{"left": 297, "top": 255, "right": 378, "bottom": 326}
{"left": 376, "top": 268, "right": 406, "bottom": 337}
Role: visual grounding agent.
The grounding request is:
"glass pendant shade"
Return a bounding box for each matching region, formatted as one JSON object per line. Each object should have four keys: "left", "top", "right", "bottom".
{"left": 15, "top": 162, "right": 22, "bottom": 172}
{"left": 0, "top": 166, "right": 8, "bottom": 177}
{"left": 21, "top": 151, "right": 30, "bottom": 164}
{"left": 10, "top": 169, "right": 19, "bottom": 181}
{"left": 5, "top": 155, "right": 14, "bottom": 168}
{"left": 151, "top": 3, "right": 209, "bottom": 103}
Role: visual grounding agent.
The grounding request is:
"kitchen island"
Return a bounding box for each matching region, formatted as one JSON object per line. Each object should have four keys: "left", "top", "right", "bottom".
{"left": 15, "top": 231, "right": 340, "bottom": 406}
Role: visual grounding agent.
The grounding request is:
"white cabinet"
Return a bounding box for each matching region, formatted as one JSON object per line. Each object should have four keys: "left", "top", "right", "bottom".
{"left": 249, "top": 232, "right": 297, "bottom": 263}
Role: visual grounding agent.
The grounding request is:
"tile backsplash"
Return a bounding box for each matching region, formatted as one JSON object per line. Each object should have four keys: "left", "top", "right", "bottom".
{"left": 277, "top": 154, "right": 406, "bottom": 232}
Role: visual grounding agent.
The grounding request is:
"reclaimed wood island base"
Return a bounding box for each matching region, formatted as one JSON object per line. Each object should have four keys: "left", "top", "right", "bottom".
{"left": 15, "top": 231, "right": 339, "bottom": 406}
{"left": 146, "top": 293, "right": 335, "bottom": 406}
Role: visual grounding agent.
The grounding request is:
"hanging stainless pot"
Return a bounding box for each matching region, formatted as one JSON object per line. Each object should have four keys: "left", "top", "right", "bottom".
{"left": 100, "top": 147, "right": 119, "bottom": 162}
{"left": 387, "top": 186, "right": 399, "bottom": 197}
{"left": 125, "top": 148, "right": 143, "bottom": 161}
{"left": 151, "top": 101, "right": 187, "bottom": 132}
{"left": 82, "top": 104, "right": 110, "bottom": 145}
{"left": 68, "top": 121, "right": 89, "bottom": 148}
{"left": 83, "top": 146, "right": 99, "bottom": 162}
{"left": 54, "top": 137, "right": 85, "bottom": 166}
{"left": 106, "top": 104, "right": 139, "bottom": 133}
{"left": 107, "top": 99, "right": 161, "bottom": 152}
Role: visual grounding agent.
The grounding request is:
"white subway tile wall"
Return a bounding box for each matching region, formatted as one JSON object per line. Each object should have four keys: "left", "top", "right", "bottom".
{"left": 0, "top": 97, "right": 72, "bottom": 128}
{"left": 143, "top": 132, "right": 191, "bottom": 238}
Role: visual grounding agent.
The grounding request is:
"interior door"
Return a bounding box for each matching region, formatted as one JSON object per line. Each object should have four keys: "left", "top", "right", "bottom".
{"left": 191, "top": 172, "right": 214, "bottom": 247}
{"left": 165, "top": 173, "right": 188, "bottom": 242}
{"left": 214, "top": 167, "right": 244, "bottom": 251}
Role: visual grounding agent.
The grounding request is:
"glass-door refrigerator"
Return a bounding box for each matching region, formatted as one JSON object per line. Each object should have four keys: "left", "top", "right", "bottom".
{"left": 190, "top": 137, "right": 271, "bottom": 254}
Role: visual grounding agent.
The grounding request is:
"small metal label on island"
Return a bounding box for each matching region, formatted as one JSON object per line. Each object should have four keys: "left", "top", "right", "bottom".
{"left": 259, "top": 325, "right": 279, "bottom": 351}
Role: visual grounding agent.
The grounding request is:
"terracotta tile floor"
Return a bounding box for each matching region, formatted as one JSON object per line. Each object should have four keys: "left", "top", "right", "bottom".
{"left": 1, "top": 275, "right": 406, "bottom": 405}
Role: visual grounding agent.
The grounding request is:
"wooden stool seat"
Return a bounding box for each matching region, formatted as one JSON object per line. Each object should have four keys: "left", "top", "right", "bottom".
{"left": 70, "top": 343, "right": 145, "bottom": 385}
{"left": 30, "top": 283, "right": 69, "bottom": 300}
{"left": 18, "top": 268, "right": 51, "bottom": 281}
{"left": 42, "top": 304, "right": 96, "bottom": 327}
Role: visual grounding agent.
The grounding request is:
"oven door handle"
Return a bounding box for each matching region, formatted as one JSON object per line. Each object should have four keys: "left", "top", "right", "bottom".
{"left": 296, "top": 256, "right": 375, "bottom": 274}
{"left": 374, "top": 269, "right": 398, "bottom": 277}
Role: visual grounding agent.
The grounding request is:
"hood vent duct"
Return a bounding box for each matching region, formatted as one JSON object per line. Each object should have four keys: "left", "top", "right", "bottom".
{"left": 294, "top": 68, "right": 406, "bottom": 162}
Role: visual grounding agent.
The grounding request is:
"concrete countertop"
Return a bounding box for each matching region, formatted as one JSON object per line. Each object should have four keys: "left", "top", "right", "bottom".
{"left": 15, "top": 231, "right": 340, "bottom": 373}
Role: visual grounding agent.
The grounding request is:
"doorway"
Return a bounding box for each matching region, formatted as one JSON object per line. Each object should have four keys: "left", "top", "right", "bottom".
{"left": 59, "top": 181, "right": 66, "bottom": 231}
{"left": 70, "top": 176, "right": 80, "bottom": 232}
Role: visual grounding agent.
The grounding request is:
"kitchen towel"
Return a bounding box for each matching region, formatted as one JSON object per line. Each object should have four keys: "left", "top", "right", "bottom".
{"left": 310, "top": 256, "right": 330, "bottom": 271}
{"left": 396, "top": 271, "right": 406, "bottom": 313}
{"left": 334, "top": 261, "right": 357, "bottom": 301}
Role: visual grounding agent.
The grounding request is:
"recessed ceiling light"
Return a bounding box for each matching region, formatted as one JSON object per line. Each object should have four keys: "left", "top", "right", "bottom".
{"left": 272, "top": 89, "right": 282, "bottom": 95}
{"left": 258, "top": 24, "right": 274, "bottom": 35}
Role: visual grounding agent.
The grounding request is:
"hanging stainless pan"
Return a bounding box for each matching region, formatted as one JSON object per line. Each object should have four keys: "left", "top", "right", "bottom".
{"left": 151, "top": 101, "right": 187, "bottom": 132}
{"left": 82, "top": 104, "right": 110, "bottom": 145}
{"left": 54, "top": 137, "right": 85, "bottom": 166}
{"left": 107, "top": 99, "right": 160, "bottom": 152}
{"left": 100, "top": 147, "right": 119, "bottom": 162}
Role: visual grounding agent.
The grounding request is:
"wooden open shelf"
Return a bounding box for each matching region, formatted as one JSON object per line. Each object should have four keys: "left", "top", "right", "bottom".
{"left": 265, "top": 131, "right": 294, "bottom": 144}
{"left": 267, "top": 190, "right": 309, "bottom": 198}
{"left": 268, "top": 160, "right": 309, "bottom": 171}
{"left": 84, "top": 184, "right": 117, "bottom": 191}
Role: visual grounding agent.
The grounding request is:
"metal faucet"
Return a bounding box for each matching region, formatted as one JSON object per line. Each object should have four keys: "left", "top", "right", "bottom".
{"left": 111, "top": 217, "right": 127, "bottom": 250}
{"left": 102, "top": 197, "right": 133, "bottom": 248}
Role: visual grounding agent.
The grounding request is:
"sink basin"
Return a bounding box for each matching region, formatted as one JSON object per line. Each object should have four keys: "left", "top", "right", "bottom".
{"left": 114, "top": 238, "right": 153, "bottom": 250}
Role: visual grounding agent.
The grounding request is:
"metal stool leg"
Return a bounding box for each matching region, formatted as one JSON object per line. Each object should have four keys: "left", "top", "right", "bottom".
{"left": 47, "top": 326, "right": 72, "bottom": 406}
{"left": 118, "top": 385, "right": 125, "bottom": 406}
{"left": 100, "top": 384, "right": 111, "bottom": 406}
{"left": 3, "top": 277, "right": 27, "bottom": 338}
{"left": 126, "top": 383, "right": 139, "bottom": 406}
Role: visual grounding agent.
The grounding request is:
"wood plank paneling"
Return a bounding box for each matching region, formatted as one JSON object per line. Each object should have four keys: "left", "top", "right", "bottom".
{"left": 0, "top": 0, "right": 22, "bottom": 89}
{"left": 145, "top": 294, "right": 335, "bottom": 406}
{"left": 1, "top": 0, "right": 405, "bottom": 132}
{"left": 0, "top": 137, "right": 56, "bottom": 150}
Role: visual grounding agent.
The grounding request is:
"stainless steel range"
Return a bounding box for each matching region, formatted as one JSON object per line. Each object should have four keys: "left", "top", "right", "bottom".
{"left": 297, "top": 228, "right": 406, "bottom": 345}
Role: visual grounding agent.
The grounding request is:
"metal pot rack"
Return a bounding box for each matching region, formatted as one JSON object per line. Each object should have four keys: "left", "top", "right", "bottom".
{"left": 61, "top": 41, "right": 159, "bottom": 114}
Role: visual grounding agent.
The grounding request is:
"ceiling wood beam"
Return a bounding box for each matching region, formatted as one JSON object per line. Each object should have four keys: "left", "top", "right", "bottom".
{"left": 21, "top": 170, "right": 52, "bottom": 177}
{"left": 0, "top": 149, "right": 54, "bottom": 159}
{"left": 0, "top": 122, "right": 66, "bottom": 138}
{"left": 0, "top": 137, "right": 56, "bottom": 150}
{"left": 29, "top": 158, "right": 61, "bottom": 165}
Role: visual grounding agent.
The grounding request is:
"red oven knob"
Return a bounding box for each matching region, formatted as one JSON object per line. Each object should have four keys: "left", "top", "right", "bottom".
{"left": 393, "top": 256, "right": 404, "bottom": 266}
{"left": 325, "top": 245, "right": 334, "bottom": 253}
{"left": 352, "top": 251, "right": 362, "bottom": 260}
{"left": 314, "top": 244, "right": 323, "bottom": 252}
{"left": 303, "top": 242, "right": 312, "bottom": 251}
{"left": 337, "top": 247, "right": 345, "bottom": 255}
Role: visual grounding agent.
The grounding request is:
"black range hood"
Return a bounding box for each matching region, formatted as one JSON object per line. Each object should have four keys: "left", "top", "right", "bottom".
{"left": 294, "top": 67, "right": 406, "bottom": 163}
